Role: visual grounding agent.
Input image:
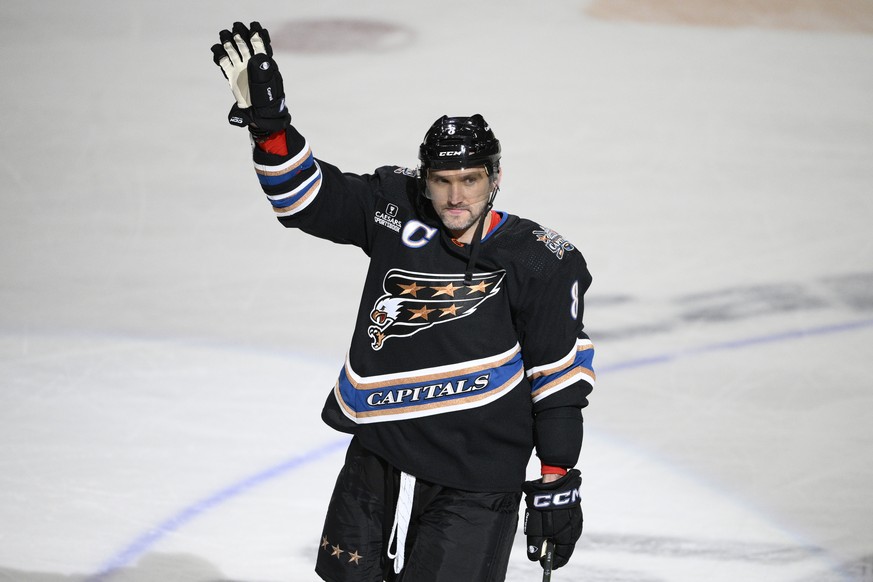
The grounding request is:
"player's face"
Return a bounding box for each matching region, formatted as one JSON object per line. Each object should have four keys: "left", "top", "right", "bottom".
{"left": 425, "top": 167, "right": 495, "bottom": 242}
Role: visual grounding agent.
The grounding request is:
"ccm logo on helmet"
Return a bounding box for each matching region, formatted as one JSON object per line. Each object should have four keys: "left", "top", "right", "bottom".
{"left": 532, "top": 489, "right": 580, "bottom": 509}
{"left": 439, "top": 149, "right": 464, "bottom": 157}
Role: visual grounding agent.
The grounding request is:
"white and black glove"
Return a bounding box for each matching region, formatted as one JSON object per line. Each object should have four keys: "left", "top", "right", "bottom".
{"left": 211, "top": 21, "right": 290, "bottom": 135}
{"left": 522, "top": 469, "right": 583, "bottom": 570}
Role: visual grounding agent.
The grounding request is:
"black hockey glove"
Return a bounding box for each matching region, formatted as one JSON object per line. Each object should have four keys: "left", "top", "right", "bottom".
{"left": 522, "top": 469, "right": 583, "bottom": 570}
{"left": 211, "top": 21, "right": 290, "bottom": 135}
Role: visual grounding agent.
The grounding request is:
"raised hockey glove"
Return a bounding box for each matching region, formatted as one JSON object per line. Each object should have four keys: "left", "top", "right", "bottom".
{"left": 522, "top": 469, "right": 583, "bottom": 570}
{"left": 211, "top": 21, "right": 290, "bottom": 135}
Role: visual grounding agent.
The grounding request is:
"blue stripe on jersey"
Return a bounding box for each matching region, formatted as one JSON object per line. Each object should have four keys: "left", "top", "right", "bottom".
{"left": 256, "top": 155, "right": 315, "bottom": 187}
{"left": 336, "top": 349, "right": 525, "bottom": 423}
{"left": 269, "top": 176, "right": 320, "bottom": 209}
{"left": 530, "top": 344, "right": 595, "bottom": 397}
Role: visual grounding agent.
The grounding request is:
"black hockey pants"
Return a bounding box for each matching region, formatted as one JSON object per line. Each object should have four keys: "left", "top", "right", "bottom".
{"left": 315, "top": 437, "right": 521, "bottom": 582}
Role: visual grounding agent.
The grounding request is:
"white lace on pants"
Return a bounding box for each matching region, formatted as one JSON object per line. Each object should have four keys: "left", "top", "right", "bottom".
{"left": 386, "top": 471, "right": 416, "bottom": 574}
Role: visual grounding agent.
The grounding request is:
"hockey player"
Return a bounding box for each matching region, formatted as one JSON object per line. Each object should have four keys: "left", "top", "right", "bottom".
{"left": 212, "top": 22, "right": 595, "bottom": 582}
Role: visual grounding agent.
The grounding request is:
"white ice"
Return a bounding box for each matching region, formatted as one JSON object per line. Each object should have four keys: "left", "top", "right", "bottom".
{"left": 1, "top": 1, "right": 872, "bottom": 581}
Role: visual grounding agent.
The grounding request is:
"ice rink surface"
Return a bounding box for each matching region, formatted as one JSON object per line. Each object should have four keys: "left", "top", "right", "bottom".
{"left": 2, "top": 1, "right": 872, "bottom": 580}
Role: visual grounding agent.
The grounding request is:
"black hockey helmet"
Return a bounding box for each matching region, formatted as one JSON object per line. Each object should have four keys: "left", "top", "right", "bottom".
{"left": 418, "top": 114, "right": 501, "bottom": 177}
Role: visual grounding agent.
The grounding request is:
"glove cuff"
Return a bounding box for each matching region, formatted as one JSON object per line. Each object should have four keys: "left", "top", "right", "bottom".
{"left": 541, "top": 463, "right": 568, "bottom": 477}
{"left": 227, "top": 103, "right": 291, "bottom": 135}
{"left": 228, "top": 103, "right": 253, "bottom": 128}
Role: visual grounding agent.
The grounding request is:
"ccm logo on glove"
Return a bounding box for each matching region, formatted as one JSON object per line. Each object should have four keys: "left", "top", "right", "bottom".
{"left": 531, "top": 489, "right": 580, "bottom": 509}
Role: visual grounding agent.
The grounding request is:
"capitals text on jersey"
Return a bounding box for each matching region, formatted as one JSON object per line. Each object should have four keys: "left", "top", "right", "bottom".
{"left": 334, "top": 344, "right": 524, "bottom": 423}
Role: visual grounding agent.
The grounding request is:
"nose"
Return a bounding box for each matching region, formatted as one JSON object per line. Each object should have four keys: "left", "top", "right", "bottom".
{"left": 447, "top": 182, "right": 465, "bottom": 204}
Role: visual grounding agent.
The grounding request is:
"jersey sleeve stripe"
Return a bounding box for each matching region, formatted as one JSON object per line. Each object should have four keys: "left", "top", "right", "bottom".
{"left": 255, "top": 154, "right": 315, "bottom": 188}
{"left": 267, "top": 168, "right": 321, "bottom": 204}
{"left": 528, "top": 340, "right": 596, "bottom": 402}
{"left": 253, "top": 140, "right": 313, "bottom": 175}
{"left": 527, "top": 338, "right": 593, "bottom": 380}
{"left": 530, "top": 367, "right": 595, "bottom": 403}
{"left": 268, "top": 163, "right": 323, "bottom": 216}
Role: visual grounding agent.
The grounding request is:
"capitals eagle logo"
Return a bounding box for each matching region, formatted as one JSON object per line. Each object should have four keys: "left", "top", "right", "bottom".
{"left": 367, "top": 268, "right": 505, "bottom": 350}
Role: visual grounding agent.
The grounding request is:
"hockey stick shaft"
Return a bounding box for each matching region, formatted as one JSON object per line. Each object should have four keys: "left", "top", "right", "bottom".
{"left": 542, "top": 540, "right": 555, "bottom": 581}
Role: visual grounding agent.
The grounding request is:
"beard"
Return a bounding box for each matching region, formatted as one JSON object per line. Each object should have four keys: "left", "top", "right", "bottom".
{"left": 437, "top": 203, "right": 488, "bottom": 237}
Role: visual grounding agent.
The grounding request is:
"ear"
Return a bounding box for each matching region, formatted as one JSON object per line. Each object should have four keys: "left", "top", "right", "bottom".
{"left": 493, "top": 166, "right": 503, "bottom": 190}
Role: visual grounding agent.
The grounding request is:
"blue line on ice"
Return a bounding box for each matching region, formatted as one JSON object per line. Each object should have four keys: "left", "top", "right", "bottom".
{"left": 598, "top": 317, "right": 873, "bottom": 373}
{"left": 86, "top": 438, "right": 350, "bottom": 581}
{"left": 87, "top": 316, "right": 873, "bottom": 579}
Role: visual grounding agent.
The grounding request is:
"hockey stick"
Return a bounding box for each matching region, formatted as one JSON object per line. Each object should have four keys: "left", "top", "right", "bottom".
{"left": 541, "top": 540, "right": 555, "bottom": 581}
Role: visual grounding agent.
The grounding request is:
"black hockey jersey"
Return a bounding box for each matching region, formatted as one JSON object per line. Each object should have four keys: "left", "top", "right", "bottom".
{"left": 251, "top": 126, "right": 595, "bottom": 492}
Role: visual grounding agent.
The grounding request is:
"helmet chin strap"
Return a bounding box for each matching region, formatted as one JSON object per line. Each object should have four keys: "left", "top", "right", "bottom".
{"left": 463, "top": 185, "right": 499, "bottom": 286}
